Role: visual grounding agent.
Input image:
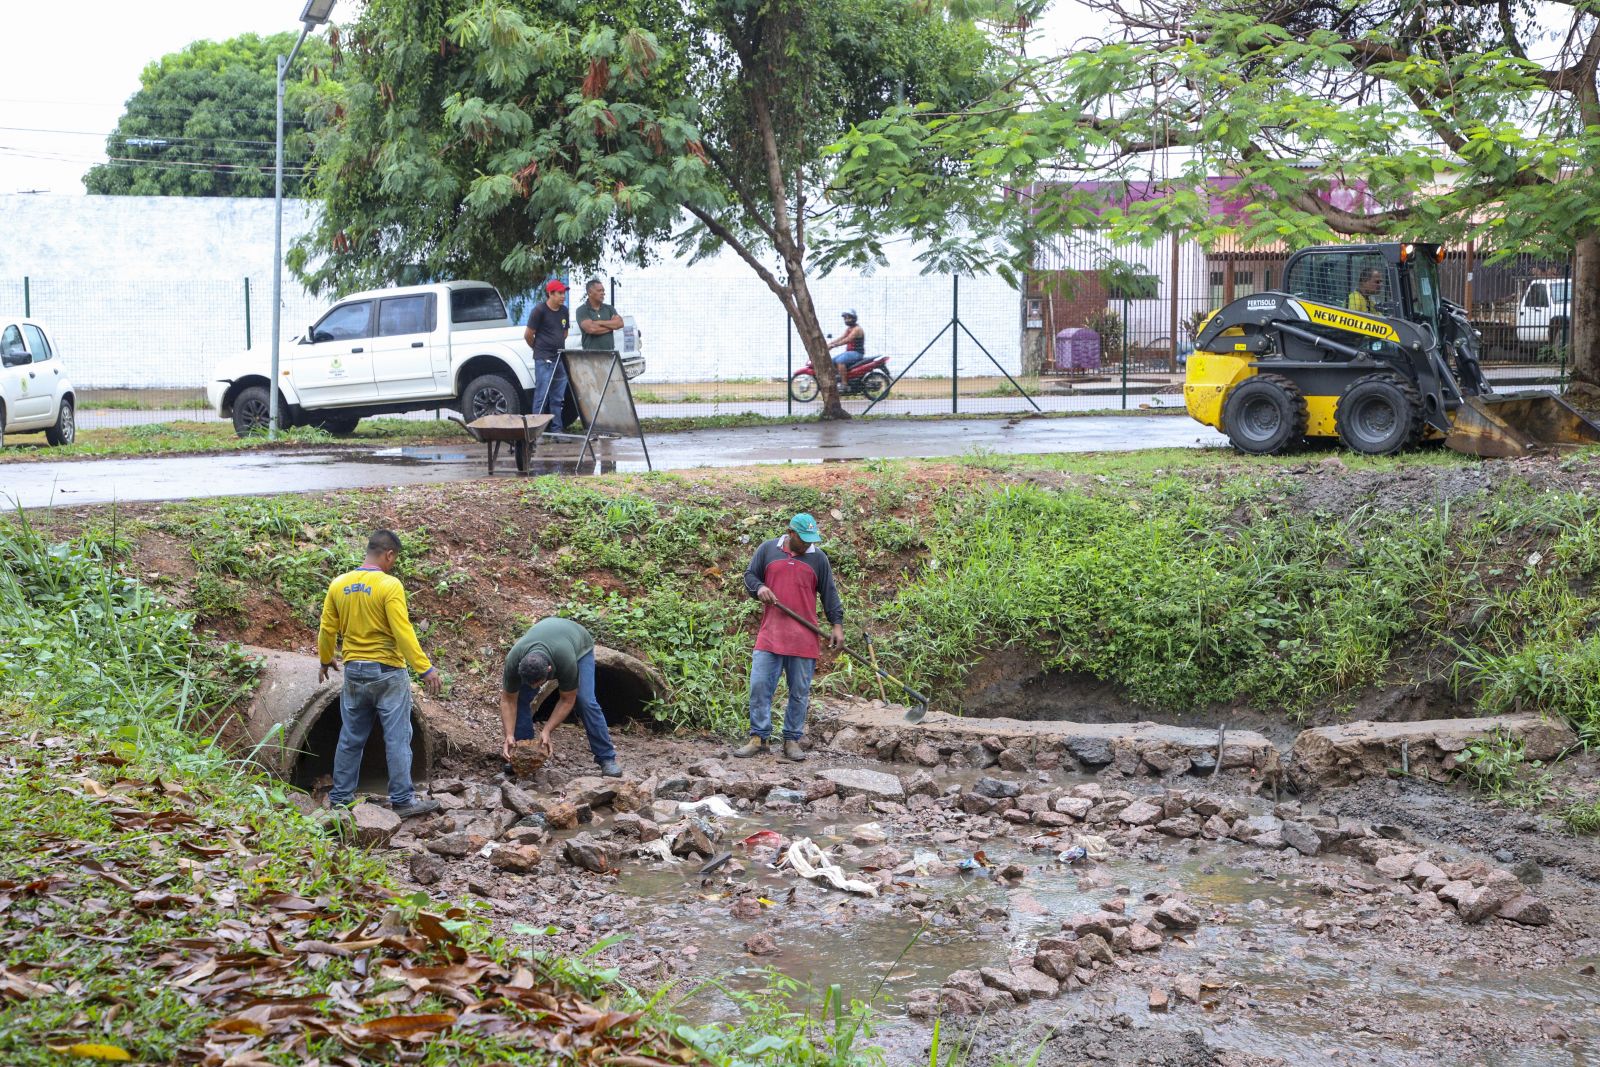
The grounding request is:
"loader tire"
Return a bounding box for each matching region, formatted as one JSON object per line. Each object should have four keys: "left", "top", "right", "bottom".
{"left": 1221, "top": 373, "right": 1307, "bottom": 455}
{"left": 1335, "top": 373, "right": 1423, "bottom": 455}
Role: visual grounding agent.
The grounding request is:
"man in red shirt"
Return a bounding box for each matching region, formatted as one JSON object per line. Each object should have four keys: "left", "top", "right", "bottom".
{"left": 733, "top": 513, "right": 845, "bottom": 761}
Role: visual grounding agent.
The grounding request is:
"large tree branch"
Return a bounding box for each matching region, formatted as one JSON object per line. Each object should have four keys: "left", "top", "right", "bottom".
{"left": 701, "top": 143, "right": 783, "bottom": 248}
{"left": 683, "top": 202, "right": 796, "bottom": 316}
{"left": 746, "top": 81, "right": 801, "bottom": 264}
{"left": 724, "top": 25, "right": 802, "bottom": 266}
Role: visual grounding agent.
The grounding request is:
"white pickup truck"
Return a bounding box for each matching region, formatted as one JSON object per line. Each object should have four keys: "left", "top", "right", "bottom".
{"left": 1516, "top": 278, "right": 1570, "bottom": 348}
{"left": 207, "top": 280, "right": 643, "bottom": 436}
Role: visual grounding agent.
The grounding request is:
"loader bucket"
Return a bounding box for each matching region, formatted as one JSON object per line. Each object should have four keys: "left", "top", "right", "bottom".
{"left": 1444, "top": 392, "right": 1600, "bottom": 459}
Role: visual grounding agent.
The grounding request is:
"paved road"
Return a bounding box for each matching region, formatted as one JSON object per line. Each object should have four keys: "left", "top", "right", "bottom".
{"left": 2, "top": 415, "right": 1226, "bottom": 510}
{"left": 74, "top": 391, "right": 1185, "bottom": 431}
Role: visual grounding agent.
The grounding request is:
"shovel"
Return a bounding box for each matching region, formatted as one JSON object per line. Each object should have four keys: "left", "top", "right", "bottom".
{"left": 767, "top": 599, "right": 930, "bottom": 722}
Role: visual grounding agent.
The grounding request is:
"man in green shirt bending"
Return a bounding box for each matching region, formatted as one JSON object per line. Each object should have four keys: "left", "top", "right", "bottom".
{"left": 575, "top": 279, "right": 624, "bottom": 351}
{"left": 499, "top": 617, "right": 621, "bottom": 777}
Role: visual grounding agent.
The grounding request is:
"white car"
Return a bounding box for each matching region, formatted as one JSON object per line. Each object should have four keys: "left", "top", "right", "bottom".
{"left": 1516, "top": 278, "right": 1570, "bottom": 347}
{"left": 206, "top": 280, "right": 644, "bottom": 437}
{"left": 0, "top": 319, "right": 76, "bottom": 448}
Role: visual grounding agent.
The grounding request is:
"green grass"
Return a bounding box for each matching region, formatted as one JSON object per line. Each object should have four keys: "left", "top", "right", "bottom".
{"left": 1560, "top": 797, "right": 1600, "bottom": 833}
{"left": 0, "top": 418, "right": 465, "bottom": 463}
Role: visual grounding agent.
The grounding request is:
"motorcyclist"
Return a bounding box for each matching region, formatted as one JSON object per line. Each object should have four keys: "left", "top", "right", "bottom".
{"left": 828, "top": 310, "right": 866, "bottom": 376}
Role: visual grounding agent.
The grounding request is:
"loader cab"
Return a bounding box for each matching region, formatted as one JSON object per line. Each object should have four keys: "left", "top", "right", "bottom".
{"left": 1283, "top": 243, "right": 1443, "bottom": 332}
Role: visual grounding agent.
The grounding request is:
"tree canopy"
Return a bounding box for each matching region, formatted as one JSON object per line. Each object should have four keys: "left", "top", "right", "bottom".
{"left": 292, "top": 0, "right": 995, "bottom": 416}
{"left": 833, "top": 0, "right": 1600, "bottom": 386}
{"left": 84, "top": 32, "right": 330, "bottom": 198}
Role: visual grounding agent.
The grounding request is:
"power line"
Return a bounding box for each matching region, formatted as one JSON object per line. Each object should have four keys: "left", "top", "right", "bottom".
{"left": 0, "top": 125, "right": 305, "bottom": 148}
{"left": 0, "top": 146, "right": 311, "bottom": 176}
{"left": 0, "top": 97, "right": 319, "bottom": 122}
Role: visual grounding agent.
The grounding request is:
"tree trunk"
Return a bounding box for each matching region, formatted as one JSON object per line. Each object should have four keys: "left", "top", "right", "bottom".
{"left": 1568, "top": 230, "right": 1600, "bottom": 400}
{"left": 785, "top": 269, "right": 849, "bottom": 420}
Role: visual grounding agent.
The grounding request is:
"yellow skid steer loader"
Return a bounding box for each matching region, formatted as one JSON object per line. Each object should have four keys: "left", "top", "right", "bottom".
{"left": 1184, "top": 242, "right": 1600, "bottom": 457}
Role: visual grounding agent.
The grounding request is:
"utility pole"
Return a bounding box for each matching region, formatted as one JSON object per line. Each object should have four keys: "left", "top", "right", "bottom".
{"left": 269, "top": 0, "right": 338, "bottom": 439}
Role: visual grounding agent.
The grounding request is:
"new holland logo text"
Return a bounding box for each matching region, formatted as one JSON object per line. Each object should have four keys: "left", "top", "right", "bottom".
{"left": 1304, "top": 303, "right": 1399, "bottom": 341}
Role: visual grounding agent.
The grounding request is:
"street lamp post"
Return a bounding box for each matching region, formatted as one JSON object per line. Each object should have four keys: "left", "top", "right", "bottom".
{"left": 269, "top": 0, "right": 337, "bottom": 439}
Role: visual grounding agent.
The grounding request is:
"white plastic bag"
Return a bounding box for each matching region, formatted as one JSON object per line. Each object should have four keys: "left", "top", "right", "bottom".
{"left": 780, "top": 837, "right": 879, "bottom": 897}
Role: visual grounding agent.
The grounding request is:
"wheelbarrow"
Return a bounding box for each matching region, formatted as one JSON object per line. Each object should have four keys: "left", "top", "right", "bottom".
{"left": 450, "top": 413, "right": 555, "bottom": 475}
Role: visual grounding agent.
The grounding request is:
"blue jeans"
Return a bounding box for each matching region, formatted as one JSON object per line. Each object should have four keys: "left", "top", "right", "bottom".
{"left": 747, "top": 650, "right": 816, "bottom": 741}
{"left": 533, "top": 355, "right": 568, "bottom": 431}
{"left": 514, "top": 650, "right": 616, "bottom": 764}
{"left": 833, "top": 352, "right": 865, "bottom": 375}
{"left": 329, "top": 661, "right": 415, "bottom": 807}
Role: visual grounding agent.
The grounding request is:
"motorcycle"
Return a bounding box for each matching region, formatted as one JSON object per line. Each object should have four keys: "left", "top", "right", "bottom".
{"left": 789, "top": 355, "right": 893, "bottom": 404}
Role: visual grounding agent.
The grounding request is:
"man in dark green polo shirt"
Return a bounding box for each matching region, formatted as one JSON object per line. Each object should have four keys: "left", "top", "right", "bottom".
{"left": 499, "top": 616, "right": 621, "bottom": 777}
{"left": 575, "top": 279, "right": 624, "bottom": 351}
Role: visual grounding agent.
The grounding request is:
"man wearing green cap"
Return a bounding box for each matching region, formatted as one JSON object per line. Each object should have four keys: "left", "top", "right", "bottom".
{"left": 734, "top": 513, "right": 845, "bottom": 761}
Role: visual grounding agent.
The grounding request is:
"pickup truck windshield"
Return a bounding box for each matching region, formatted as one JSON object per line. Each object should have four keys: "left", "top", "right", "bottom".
{"left": 450, "top": 288, "right": 507, "bottom": 324}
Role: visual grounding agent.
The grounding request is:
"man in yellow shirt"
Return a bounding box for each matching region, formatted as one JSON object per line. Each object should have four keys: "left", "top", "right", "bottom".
{"left": 1348, "top": 267, "right": 1385, "bottom": 314}
{"left": 318, "top": 529, "right": 443, "bottom": 817}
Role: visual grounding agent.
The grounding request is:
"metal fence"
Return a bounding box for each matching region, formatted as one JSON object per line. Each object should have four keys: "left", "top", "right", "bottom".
{"left": 2, "top": 239, "right": 1571, "bottom": 432}
{"left": 1031, "top": 237, "right": 1573, "bottom": 388}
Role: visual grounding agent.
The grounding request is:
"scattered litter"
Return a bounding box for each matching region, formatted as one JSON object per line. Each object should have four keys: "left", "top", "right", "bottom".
{"left": 678, "top": 796, "right": 738, "bottom": 818}
{"left": 739, "top": 830, "right": 786, "bottom": 850}
{"left": 1057, "top": 846, "right": 1088, "bottom": 864}
{"left": 957, "top": 850, "right": 995, "bottom": 874}
{"left": 780, "top": 838, "right": 878, "bottom": 897}
{"left": 634, "top": 839, "right": 677, "bottom": 864}
{"left": 912, "top": 850, "right": 941, "bottom": 875}
{"left": 698, "top": 852, "right": 733, "bottom": 876}
{"left": 1074, "top": 835, "right": 1112, "bottom": 861}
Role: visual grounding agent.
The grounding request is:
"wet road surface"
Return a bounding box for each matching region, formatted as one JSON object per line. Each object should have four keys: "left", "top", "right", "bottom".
{"left": 2, "top": 415, "right": 1225, "bottom": 509}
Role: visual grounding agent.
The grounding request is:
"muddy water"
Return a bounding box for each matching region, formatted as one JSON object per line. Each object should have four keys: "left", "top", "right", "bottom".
{"left": 583, "top": 790, "right": 1600, "bottom": 1066}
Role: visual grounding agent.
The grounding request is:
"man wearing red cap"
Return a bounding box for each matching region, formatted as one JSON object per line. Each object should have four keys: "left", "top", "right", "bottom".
{"left": 523, "top": 279, "right": 571, "bottom": 430}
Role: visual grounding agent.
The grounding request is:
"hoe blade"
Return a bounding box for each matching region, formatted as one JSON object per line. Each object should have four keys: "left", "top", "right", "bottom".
{"left": 1445, "top": 392, "right": 1600, "bottom": 459}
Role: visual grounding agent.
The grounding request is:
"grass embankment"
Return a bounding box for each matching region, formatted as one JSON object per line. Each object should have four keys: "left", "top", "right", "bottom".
{"left": 67, "top": 447, "right": 1600, "bottom": 825}
{"left": 0, "top": 517, "right": 912, "bottom": 1066}
{"left": 0, "top": 419, "right": 467, "bottom": 463}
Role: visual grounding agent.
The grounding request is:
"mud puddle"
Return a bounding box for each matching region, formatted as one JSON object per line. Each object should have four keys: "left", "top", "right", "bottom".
{"left": 394, "top": 723, "right": 1596, "bottom": 1067}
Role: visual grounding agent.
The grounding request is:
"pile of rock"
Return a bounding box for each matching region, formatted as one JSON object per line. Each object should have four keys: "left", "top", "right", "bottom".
{"left": 946, "top": 776, "right": 1556, "bottom": 928}
{"left": 395, "top": 774, "right": 647, "bottom": 882}
{"left": 817, "top": 701, "right": 1281, "bottom": 780}
{"left": 1367, "top": 852, "right": 1551, "bottom": 926}
{"left": 1288, "top": 714, "right": 1576, "bottom": 790}
{"left": 908, "top": 894, "right": 1205, "bottom": 1017}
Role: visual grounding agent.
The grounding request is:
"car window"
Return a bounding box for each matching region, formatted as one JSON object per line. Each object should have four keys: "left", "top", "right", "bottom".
{"left": 1524, "top": 283, "right": 1549, "bottom": 309}
{"left": 1, "top": 325, "right": 23, "bottom": 360}
{"left": 378, "top": 295, "right": 433, "bottom": 337}
{"left": 21, "top": 325, "right": 52, "bottom": 362}
{"left": 312, "top": 302, "right": 374, "bottom": 343}
{"left": 450, "top": 287, "right": 507, "bottom": 324}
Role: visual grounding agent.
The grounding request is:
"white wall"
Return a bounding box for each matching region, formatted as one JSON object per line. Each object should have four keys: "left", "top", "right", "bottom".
{"left": 0, "top": 194, "right": 1021, "bottom": 388}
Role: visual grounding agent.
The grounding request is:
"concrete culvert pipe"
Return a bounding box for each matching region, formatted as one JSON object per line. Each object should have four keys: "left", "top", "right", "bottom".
{"left": 521, "top": 645, "right": 668, "bottom": 726}
{"left": 238, "top": 645, "right": 437, "bottom": 791}
{"left": 237, "top": 643, "right": 666, "bottom": 789}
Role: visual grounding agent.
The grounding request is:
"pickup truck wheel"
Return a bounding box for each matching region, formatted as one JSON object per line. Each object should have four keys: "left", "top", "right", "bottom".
{"left": 231, "top": 385, "right": 273, "bottom": 437}
{"left": 463, "top": 373, "right": 523, "bottom": 420}
{"left": 45, "top": 396, "right": 76, "bottom": 446}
